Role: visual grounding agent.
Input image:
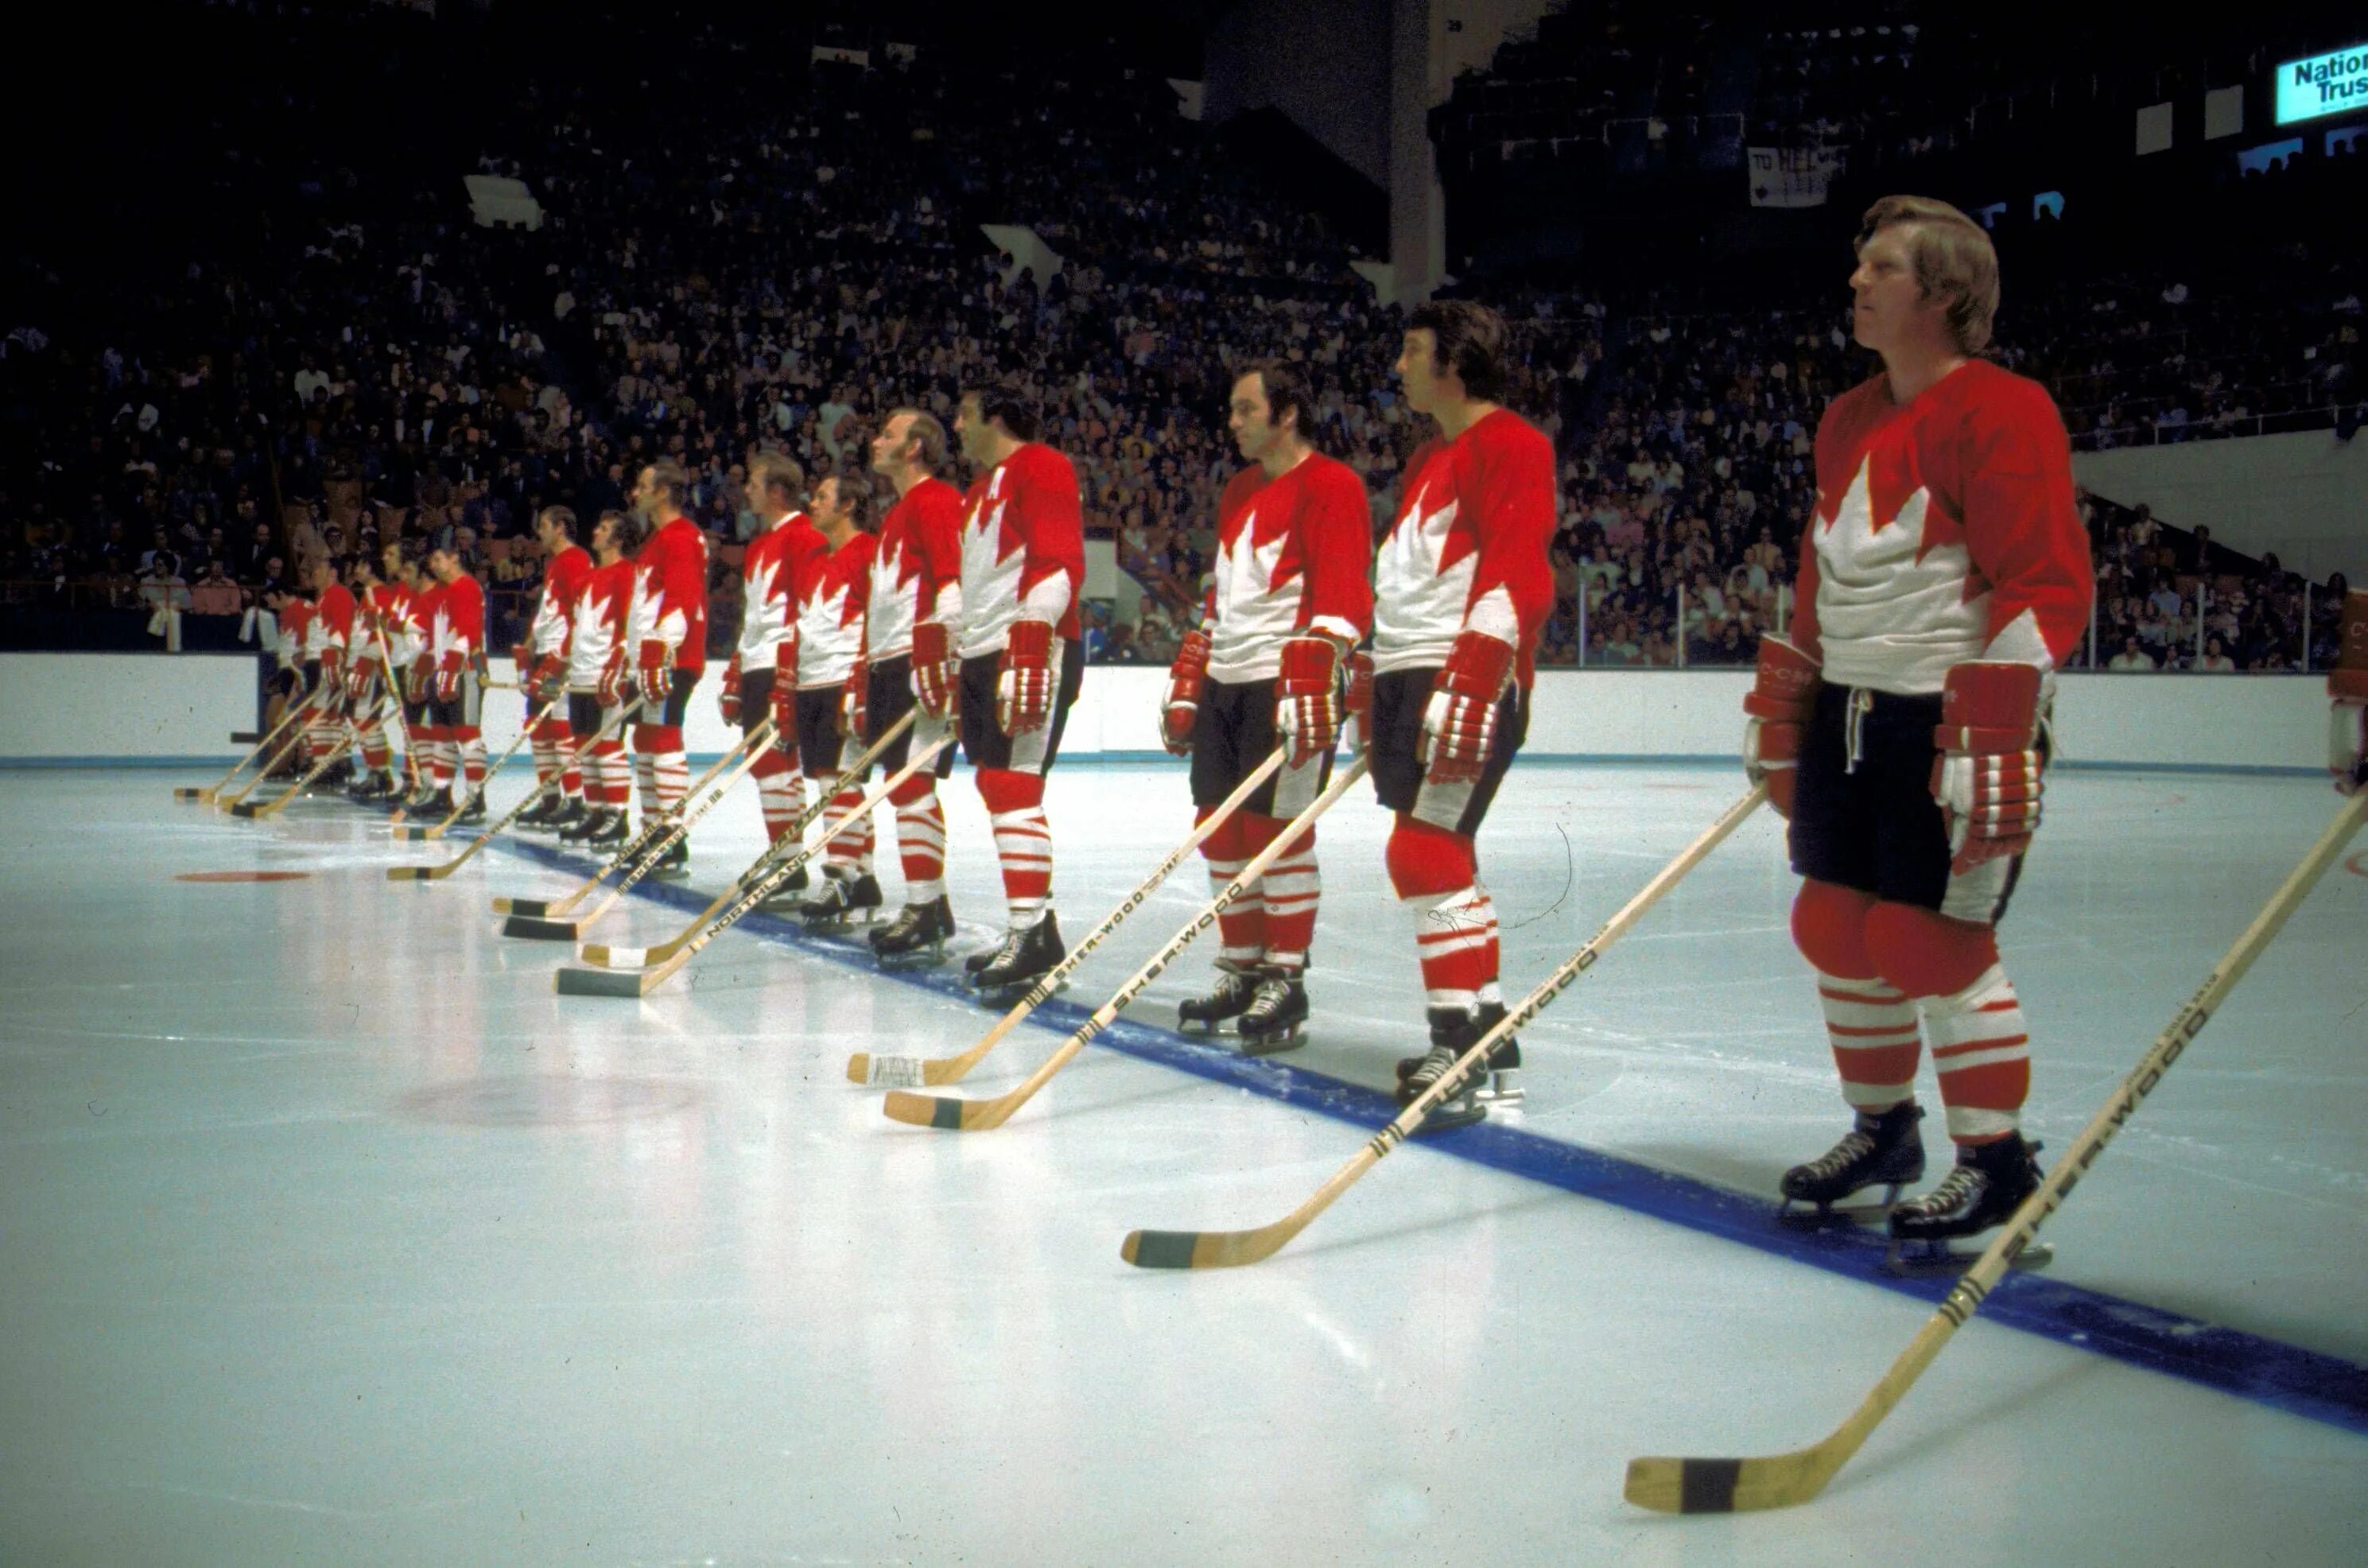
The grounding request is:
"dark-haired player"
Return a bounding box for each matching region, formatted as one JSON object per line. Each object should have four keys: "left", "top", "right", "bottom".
{"left": 1166, "top": 362, "right": 1372, "bottom": 1050}
{"left": 625, "top": 460, "right": 710, "bottom": 878}
{"left": 563, "top": 509, "right": 647, "bottom": 847}
{"left": 516, "top": 506, "right": 594, "bottom": 833}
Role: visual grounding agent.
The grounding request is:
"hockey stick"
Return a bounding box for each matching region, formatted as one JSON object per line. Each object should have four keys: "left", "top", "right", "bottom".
{"left": 1624, "top": 786, "right": 2368, "bottom": 1515}
{"left": 177, "top": 697, "right": 312, "bottom": 803}
{"left": 500, "top": 720, "right": 780, "bottom": 941}
{"left": 1122, "top": 780, "right": 1768, "bottom": 1267}
{"left": 495, "top": 720, "right": 777, "bottom": 927}
{"left": 215, "top": 688, "right": 332, "bottom": 809}
{"left": 882, "top": 755, "right": 1372, "bottom": 1132}
{"left": 553, "top": 732, "right": 955, "bottom": 997}
{"left": 370, "top": 623, "right": 424, "bottom": 802}
{"left": 849, "top": 748, "right": 1291, "bottom": 1088}
{"left": 567, "top": 709, "right": 922, "bottom": 965}
{"left": 385, "top": 704, "right": 632, "bottom": 881}
{"left": 393, "top": 696, "right": 564, "bottom": 842}
{"left": 231, "top": 714, "right": 366, "bottom": 818}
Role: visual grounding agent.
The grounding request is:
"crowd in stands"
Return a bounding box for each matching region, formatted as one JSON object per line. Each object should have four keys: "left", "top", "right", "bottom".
{"left": 2, "top": 2, "right": 2357, "bottom": 677}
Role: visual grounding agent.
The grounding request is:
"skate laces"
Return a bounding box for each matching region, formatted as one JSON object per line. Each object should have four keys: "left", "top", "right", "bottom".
{"left": 1908, "top": 1163, "right": 1984, "bottom": 1213}
{"left": 1799, "top": 1128, "right": 1878, "bottom": 1183}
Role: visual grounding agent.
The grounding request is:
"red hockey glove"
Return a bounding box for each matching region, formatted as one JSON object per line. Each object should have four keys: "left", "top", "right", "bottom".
{"left": 432, "top": 655, "right": 463, "bottom": 706}
{"left": 1419, "top": 631, "right": 1515, "bottom": 785}
{"left": 911, "top": 620, "right": 958, "bottom": 721}
{"left": 772, "top": 642, "right": 800, "bottom": 735}
{"left": 1742, "top": 636, "right": 1822, "bottom": 821}
{"left": 511, "top": 642, "right": 534, "bottom": 681}
{"left": 843, "top": 655, "right": 868, "bottom": 739}
{"left": 345, "top": 659, "right": 372, "bottom": 704}
{"left": 405, "top": 658, "right": 432, "bottom": 708}
{"left": 1161, "top": 628, "right": 1211, "bottom": 755}
{"left": 321, "top": 648, "right": 344, "bottom": 696}
{"left": 718, "top": 657, "right": 743, "bottom": 726}
{"left": 1931, "top": 662, "right": 2045, "bottom": 874}
{"left": 596, "top": 656, "right": 635, "bottom": 711}
{"left": 636, "top": 638, "right": 670, "bottom": 709}
{"left": 1343, "top": 650, "right": 1375, "bottom": 753}
{"left": 2330, "top": 589, "right": 2368, "bottom": 796}
{"left": 530, "top": 654, "right": 567, "bottom": 705}
{"left": 997, "top": 619, "right": 1055, "bottom": 736}
{"left": 1275, "top": 636, "right": 1341, "bottom": 768}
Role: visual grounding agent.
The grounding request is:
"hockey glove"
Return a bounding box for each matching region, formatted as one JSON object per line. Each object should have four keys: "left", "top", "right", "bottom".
{"left": 511, "top": 642, "right": 534, "bottom": 681}
{"left": 1343, "top": 650, "right": 1375, "bottom": 753}
{"left": 321, "top": 648, "right": 344, "bottom": 698}
{"left": 843, "top": 655, "right": 868, "bottom": 739}
{"left": 530, "top": 654, "right": 568, "bottom": 706}
{"left": 1931, "top": 662, "right": 2044, "bottom": 875}
{"left": 405, "top": 658, "right": 432, "bottom": 708}
{"left": 1161, "top": 629, "right": 1211, "bottom": 755}
{"left": 1275, "top": 636, "right": 1341, "bottom": 768}
{"left": 345, "top": 660, "right": 372, "bottom": 704}
{"left": 636, "top": 638, "right": 671, "bottom": 712}
{"left": 596, "top": 656, "right": 635, "bottom": 712}
{"left": 718, "top": 657, "right": 743, "bottom": 726}
{"left": 432, "top": 655, "right": 463, "bottom": 706}
{"left": 2331, "top": 589, "right": 2368, "bottom": 796}
{"left": 772, "top": 642, "right": 801, "bottom": 736}
{"left": 997, "top": 619, "right": 1056, "bottom": 736}
{"left": 911, "top": 620, "right": 959, "bottom": 721}
{"left": 1742, "top": 636, "right": 1821, "bottom": 820}
{"left": 1419, "top": 631, "right": 1515, "bottom": 786}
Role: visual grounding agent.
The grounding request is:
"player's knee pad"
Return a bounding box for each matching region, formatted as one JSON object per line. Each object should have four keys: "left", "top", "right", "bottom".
{"left": 888, "top": 774, "right": 936, "bottom": 808}
{"left": 456, "top": 725, "right": 483, "bottom": 743}
{"left": 1791, "top": 878, "right": 1877, "bottom": 977}
{"left": 534, "top": 716, "right": 572, "bottom": 743}
{"left": 632, "top": 724, "right": 662, "bottom": 752}
{"left": 1864, "top": 900, "right": 1998, "bottom": 1000}
{"left": 1237, "top": 810, "right": 1311, "bottom": 857}
{"left": 1384, "top": 813, "right": 1474, "bottom": 900}
{"left": 749, "top": 745, "right": 790, "bottom": 779}
{"left": 1195, "top": 805, "right": 1246, "bottom": 862}
{"left": 974, "top": 767, "right": 1042, "bottom": 814}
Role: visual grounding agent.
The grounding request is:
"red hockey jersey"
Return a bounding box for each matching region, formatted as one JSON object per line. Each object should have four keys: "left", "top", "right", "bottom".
{"left": 277, "top": 597, "right": 312, "bottom": 668}
{"left": 957, "top": 442, "right": 1086, "bottom": 658}
{"left": 431, "top": 573, "right": 485, "bottom": 670}
{"left": 569, "top": 557, "right": 639, "bottom": 692}
{"left": 797, "top": 532, "right": 875, "bottom": 690}
{"left": 1373, "top": 409, "right": 1556, "bottom": 686}
{"left": 361, "top": 583, "right": 411, "bottom": 670}
{"left": 402, "top": 582, "right": 441, "bottom": 674}
{"left": 868, "top": 475, "right": 966, "bottom": 662}
{"left": 1205, "top": 452, "right": 1376, "bottom": 683}
{"left": 738, "top": 509, "right": 828, "bottom": 674}
{"left": 309, "top": 582, "right": 357, "bottom": 664}
{"left": 629, "top": 514, "right": 711, "bottom": 673}
{"left": 1795, "top": 360, "right": 2091, "bottom": 695}
{"left": 530, "top": 543, "right": 594, "bottom": 662}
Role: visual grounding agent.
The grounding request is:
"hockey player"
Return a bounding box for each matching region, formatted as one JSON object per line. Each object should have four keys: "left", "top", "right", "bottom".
{"left": 949, "top": 384, "right": 1088, "bottom": 997}
{"left": 515, "top": 506, "right": 595, "bottom": 833}
{"left": 787, "top": 471, "right": 882, "bottom": 925}
{"left": 424, "top": 542, "right": 490, "bottom": 823}
{"left": 563, "top": 510, "right": 646, "bottom": 848}
{"left": 1374, "top": 301, "right": 1557, "bottom": 1131}
{"left": 398, "top": 549, "right": 447, "bottom": 813}
{"left": 341, "top": 554, "right": 405, "bottom": 801}
{"left": 723, "top": 452, "right": 824, "bottom": 907}
{"left": 301, "top": 557, "right": 357, "bottom": 786}
{"left": 1167, "top": 362, "right": 1373, "bottom": 1050}
{"left": 624, "top": 461, "right": 710, "bottom": 879}
{"left": 857, "top": 409, "right": 965, "bottom": 966}
{"left": 263, "top": 584, "right": 313, "bottom": 778}
{"left": 2332, "top": 589, "right": 2368, "bottom": 795}
{"left": 1746, "top": 196, "right": 2092, "bottom": 1259}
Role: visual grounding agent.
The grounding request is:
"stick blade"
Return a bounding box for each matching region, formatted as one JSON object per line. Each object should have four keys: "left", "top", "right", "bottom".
{"left": 385, "top": 865, "right": 436, "bottom": 882}
{"left": 1120, "top": 1226, "right": 1284, "bottom": 1271}
{"left": 392, "top": 825, "right": 433, "bottom": 843}
{"left": 848, "top": 1051, "right": 926, "bottom": 1087}
{"left": 173, "top": 787, "right": 206, "bottom": 801}
{"left": 1623, "top": 1450, "right": 1834, "bottom": 1514}
{"left": 576, "top": 941, "right": 650, "bottom": 969}
{"left": 229, "top": 801, "right": 262, "bottom": 818}
{"left": 880, "top": 1090, "right": 989, "bottom": 1130}
{"left": 502, "top": 914, "right": 583, "bottom": 941}
{"left": 496, "top": 897, "right": 551, "bottom": 918}
{"left": 553, "top": 964, "right": 655, "bottom": 999}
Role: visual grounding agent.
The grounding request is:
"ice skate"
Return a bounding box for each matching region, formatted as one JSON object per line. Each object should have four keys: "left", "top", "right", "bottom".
{"left": 1885, "top": 1131, "right": 2052, "bottom": 1275}
{"left": 870, "top": 895, "right": 954, "bottom": 970}
{"left": 1777, "top": 1101, "right": 1927, "bottom": 1228}
{"left": 1396, "top": 1007, "right": 1504, "bottom": 1133}
{"left": 1233, "top": 972, "right": 1306, "bottom": 1056}
{"left": 798, "top": 870, "right": 883, "bottom": 928}
{"left": 969, "top": 913, "right": 1065, "bottom": 1003}
{"left": 1178, "top": 960, "right": 1261, "bottom": 1034}
{"left": 1396, "top": 1001, "right": 1521, "bottom": 1103}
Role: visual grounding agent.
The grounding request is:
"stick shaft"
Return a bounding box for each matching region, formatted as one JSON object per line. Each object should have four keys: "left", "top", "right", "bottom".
{"left": 965, "top": 755, "right": 1370, "bottom": 1127}
{"left": 250, "top": 714, "right": 366, "bottom": 815}
{"left": 529, "top": 723, "right": 773, "bottom": 917}
{"left": 201, "top": 697, "right": 312, "bottom": 794}
{"left": 219, "top": 689, "right": 332, "bottom": 804}
{"left": 930, "top": 749, "right": 1292, "bottom": 1081}
{"left": 573, "top": 720, "right": 780, "bottom": 923}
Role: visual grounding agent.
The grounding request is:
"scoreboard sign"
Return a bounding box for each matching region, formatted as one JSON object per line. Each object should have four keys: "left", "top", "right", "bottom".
{"left": 2277, "top": 43, "right": 2368, "bottom": 126}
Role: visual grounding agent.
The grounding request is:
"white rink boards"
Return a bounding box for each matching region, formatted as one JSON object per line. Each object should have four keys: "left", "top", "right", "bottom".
{"left": 2, "top": 761, "right": 2363, "bottom": 1565}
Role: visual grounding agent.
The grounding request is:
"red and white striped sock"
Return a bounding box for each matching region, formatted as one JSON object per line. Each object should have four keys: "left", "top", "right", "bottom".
{"left": 1242, "top": 813, "right": 1317, "bottom": 974}
{"left": 530, "top": 733, "right": 558, "bottom": 793}
{"left": 1922, "top": 964, "right": 2030, "bottom": 1143}
{"left": 649, "top": 729, "right": 688, "bottom": 817}
{"left": 631, "top": 727, "right": 661, "bottom": 817}
{"left": 751, "top": 746, "right": 805, "bottom": 844}
{"left": 426, "top": 728, "right": 454, "bottom": 791}
{"left": 460, "top": 730, "right": 486, "bottom": 794}
{"left": 1385, "top": 816, "right": 1493, "bottom": 1011}
{"left": 822, "top": 786, "right": 874, "bottom": 875}
{"left": 1818, "top": 971, "right": 1922, "bottom": 1114}
{"left": 978, "top": 768, "right": 1052, "bottom": 929}
{"left": 890, "top": 775, "right": 945, "bottom": 903}
{"left": 592, "top": 740, "right": 631, "bottom": 808}
{"left": 1198, "top": 810, "right": 1264, "bottom": 967}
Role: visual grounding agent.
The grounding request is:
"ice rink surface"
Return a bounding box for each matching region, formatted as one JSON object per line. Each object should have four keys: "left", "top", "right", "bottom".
{"left": 2, "top": 758, "right": 2364, "bottom": 1565}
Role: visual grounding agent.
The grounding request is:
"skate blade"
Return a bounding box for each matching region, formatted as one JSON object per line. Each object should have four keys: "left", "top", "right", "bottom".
{"left": 1409, "top": 1102, "right": 1487, "bottom": 1135}
{"left": 1775, "top": 1182, "right": 1910, "bottom": 1231}
{"left": 872, "top": 948, "right": 947, "bottom": 972}
{"left": 972, "top": 977, "right": 1066, "bottom": 1008}
{"left": 1881, "top": 1239, "right": 2055, "bottom": 1277}
{"left": 1235, "top": 1028, "right": 1303, "bottom": 1058}
{"left": 1475, "top": 1071, "right": 1524, "bottom": 1106}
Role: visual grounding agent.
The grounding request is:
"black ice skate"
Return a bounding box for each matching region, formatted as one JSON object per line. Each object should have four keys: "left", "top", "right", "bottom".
{"left": 580, "top": 808, "right": 630, "bottom": 849}
{"left": 398, "top": 778, "right": 440, "bottom": 813}
{"left": 799, "top": 871, "right": 883, "bottom": 928}
{"left": 1396, "top": 1007, "right": 1513, "bottom": 1133}
{"left": 558, "top": 804, "right": 608, "bottom": 844}
{"left": 1396, "top": 1002, "right": 1522, "bottom": 1104}
{"left": 1233, "top": 972, "right": 1307, "bottom": 1056}
{"left": 1777, "top": 1101, "right": 1927, "bottom": 1228}
{"left": 541, "top": 799, "right": 588, "bottom": 836}
{"left": 452, "top": 792, "right": 487, "bottom": 825}
{"left": 1178, "top": 960, "right": 1262, "bottom": 1034}
{"left": 870, "top": 896, "right": 954, "bottom": 969}
{"left": 644, "top": 835, "right": 690, "bottom": 880}
{"left": 1885, "top": 1131, "right": 2052, "bottom": 1274}
{"left": 515, "top": 794, "right": 565, "bottom": 830}
{"left": 755, "top": 864, "right": 810, "bottom": 912}
{"left": 969, "top": 913, "right": 1065, "bottom": 1001}
{"left": 347, "top": 770, "right": 400, "bottom": 804}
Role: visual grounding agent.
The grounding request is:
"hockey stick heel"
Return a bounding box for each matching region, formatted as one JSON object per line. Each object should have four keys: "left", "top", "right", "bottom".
{"left": 553, "top": 957, "right": 681, "bottom": 998}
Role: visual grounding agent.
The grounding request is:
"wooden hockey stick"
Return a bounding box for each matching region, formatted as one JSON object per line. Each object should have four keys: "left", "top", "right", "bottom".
{"left": 568, "top": 709, "right": 921, "bottom": 966}
{"left": 882, "top": 756, "right": 1371, "bottom": 1132}
{"left": 393, "top": 696, "right": 564, "bottom": 842}
{"left": 370, "top": 622, "right": 423, "bottom": 801}
{"left": 177, "top": 697, "right": 312, "bottom": 802}
{"left": 215, "top": 689, "right": 330, "bottom": 809}
{"left": 553, "top": 732, "right": 955, "bottom": 997}
{"left": 384, "top": 704, "right": 632, "bottom": 881}
{"left": 1623, "top": 786, "right": 2368, "bottom": 1515}
{"left": 1122, "top": 781, "right": 1767, "bottom": 1267}
{"left": 231, "top": 716, "right": 365, "bottom": 818}
{"left": 849, "top": 747, "right": 1291, "bottom": 1089}
{"left": 500, "top": 720, "right": 780, "bottom": 941}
